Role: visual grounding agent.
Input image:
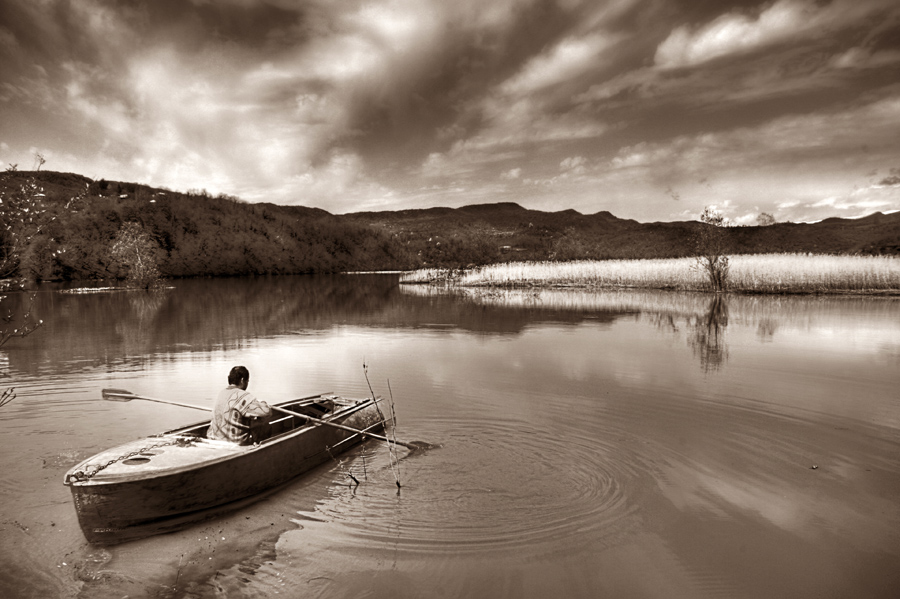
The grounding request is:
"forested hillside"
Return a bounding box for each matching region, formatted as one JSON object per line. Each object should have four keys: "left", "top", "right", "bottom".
{"left": 1, "top": 170, "right": 415, "bottom": 281}
{"left": 2, "top": 170, "right": 898, "bottom": 283}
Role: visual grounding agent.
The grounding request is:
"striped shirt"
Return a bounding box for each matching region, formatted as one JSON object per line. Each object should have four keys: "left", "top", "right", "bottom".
{"left": 207, "top": 385, "right": 272, "bottom": 445}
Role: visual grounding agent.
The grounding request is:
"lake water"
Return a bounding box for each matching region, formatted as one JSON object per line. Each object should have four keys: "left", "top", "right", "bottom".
{"left": 1, "top": 275, "right": 899, "bottom": 598}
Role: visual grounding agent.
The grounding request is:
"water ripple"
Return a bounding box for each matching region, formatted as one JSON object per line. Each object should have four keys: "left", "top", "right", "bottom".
{"left": 307, "top": 414, "right": 643, "bottom": 554}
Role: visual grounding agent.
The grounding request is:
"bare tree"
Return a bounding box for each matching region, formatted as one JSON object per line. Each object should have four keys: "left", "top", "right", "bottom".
{"left": 0, "top": 169, "right": 84, "bottom": 406}
{"left": 757, "top": 212, "right": 776, "bottom": 226}
{"left": 109, "top": 222, "right": 164, "bottom": 289}
{"left": 693, "top": 206, "right": 731, "bottom": 292}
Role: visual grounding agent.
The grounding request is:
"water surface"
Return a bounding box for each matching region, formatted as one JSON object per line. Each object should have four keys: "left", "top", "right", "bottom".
{"left": 1, "top": 276, "right": 898, "bottom": 598}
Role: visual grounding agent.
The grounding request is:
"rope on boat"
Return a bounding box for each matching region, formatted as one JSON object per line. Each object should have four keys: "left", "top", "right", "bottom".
{"left": 65, "top": 436, "right": 200, "bottom": 483}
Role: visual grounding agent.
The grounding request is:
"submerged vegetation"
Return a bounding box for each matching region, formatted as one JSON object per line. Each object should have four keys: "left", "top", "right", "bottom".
{"left": 400, "top": 254, "right": 900, "bottom": 294}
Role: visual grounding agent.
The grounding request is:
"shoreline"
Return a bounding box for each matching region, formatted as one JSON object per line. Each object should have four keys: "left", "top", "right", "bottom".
{"left": 401, "top": 281, "right": 900, "bottom": 296}
{"left": 399, "top": 254, "right": 900, "bottom": 296}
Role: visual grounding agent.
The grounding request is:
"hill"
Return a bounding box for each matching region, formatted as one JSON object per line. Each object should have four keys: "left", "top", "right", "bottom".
{"left": 345, "top": 201, "right": 900, "bottom": 263}
{"left": 0, "top": 170, "right": 413, "bottom": 280}
{"left": 2, "top": 170, "right": 898, "bottom": 282}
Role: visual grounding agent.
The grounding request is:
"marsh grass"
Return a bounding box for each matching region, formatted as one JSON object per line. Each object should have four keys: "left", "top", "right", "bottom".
{"left": 400, "top": 254, "right": 900, "bottom": 294}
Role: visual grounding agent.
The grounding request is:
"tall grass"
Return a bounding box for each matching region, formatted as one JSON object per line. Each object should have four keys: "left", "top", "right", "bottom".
{"left": 725, "top": 254, "right": 899, "bottom": 293}
{"left": 400, "top": 254, "right": 900, "bottom": 294}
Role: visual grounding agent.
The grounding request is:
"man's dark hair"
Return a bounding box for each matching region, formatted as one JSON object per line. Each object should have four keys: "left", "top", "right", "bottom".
{"left": 228, "top": 365, "right": 250, "bottom": 385}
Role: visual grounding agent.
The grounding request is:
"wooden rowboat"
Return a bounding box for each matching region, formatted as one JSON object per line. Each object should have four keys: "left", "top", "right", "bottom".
{"left": 64, "top": 394, "right": 386, "bottom": 545}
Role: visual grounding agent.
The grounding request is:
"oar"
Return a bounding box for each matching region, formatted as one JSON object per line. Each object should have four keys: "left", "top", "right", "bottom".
{"left": 101, "top": 389, "right": 430, "bottom": 451}
{"left": 268, "top": 404, "right": 430, "bottom": 451}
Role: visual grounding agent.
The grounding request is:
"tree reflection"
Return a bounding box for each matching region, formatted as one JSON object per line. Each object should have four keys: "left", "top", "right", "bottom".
{"left": 13, "top": 280, "right": 893, "bottom": 381}
{"left": 11, "top": 276, "right": 609, "bottom": 377}
{"left": 116, "top": 288, "right": 171, "bottom": 356}
{"left": 756, "top": 318, "right": 777, "bottom": 342}
{"left": 688, "top": 295, "right": 729, "bottom": 372}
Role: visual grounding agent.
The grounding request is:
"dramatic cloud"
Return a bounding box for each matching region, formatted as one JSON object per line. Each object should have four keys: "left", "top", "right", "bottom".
{"left": 0, "top": 0, "right": 898, "bottom": 222}
{"left": 655, "top": 0, "right": 815, "bottom": 68}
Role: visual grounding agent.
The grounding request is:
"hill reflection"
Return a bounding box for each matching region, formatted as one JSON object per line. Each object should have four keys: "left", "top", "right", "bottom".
{"left": 3, "top": 276, "right": 898, "bottom": 378}
{"left": 4, "top": 276, "right": 622, "bottom": 377}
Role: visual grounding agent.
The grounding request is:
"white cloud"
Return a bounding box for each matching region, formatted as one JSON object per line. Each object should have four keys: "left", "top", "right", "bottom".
{"left": 560, "top": 156, "right": 587, "bottom": 175}
{"left": 829, "top": 46, "right": 900, "bottom": 70}
{"left": 420, "top": 152, "right": 446, "bottom": 178}
{"left": 62, "top": 63, "right": 131, "bottom": 135}
{"left": 655, "top": 0, "right": 814, "bottom": 68}
{"left": 350, "top": 0, "right": 440, "bottom": 54}
{"left": 655, "top": 0, "right": 900, "bottom": 69}
{"left": 458, "top": 96, "right": 608, "bottom": 155}
{"left": 592, "top": 94, "right": 900, "bottom": 222}
{"left": 3, "top": 0, "right": 898, "bottom": 221}
{"left": 502, "top": 33, "right": 617, "bottom": 96}
{"left": 610, "top": 143, "right": 674, "bottom": 169}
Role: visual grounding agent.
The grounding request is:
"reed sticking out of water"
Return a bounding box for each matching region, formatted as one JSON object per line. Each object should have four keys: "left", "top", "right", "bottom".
{"left": 0, "top": 387, "right": 14, "bottom": 408}
{"left": 400, "top": 254, "right": 900, "bottom": 294}
{"left": 363, "top": 361, "right": 401, "bottom": 488}
{"left": 387, "top": 380, "right": 402, "bottom": 491}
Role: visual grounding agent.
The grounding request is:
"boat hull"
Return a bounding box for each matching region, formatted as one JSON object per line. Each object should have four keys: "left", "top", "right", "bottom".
{"left": 65, "top": 396, "right": 384, "bottom": 545}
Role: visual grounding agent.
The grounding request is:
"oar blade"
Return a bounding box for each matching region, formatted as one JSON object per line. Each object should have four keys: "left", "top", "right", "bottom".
{"left": 405, "top": 440, "right": 437, "bottom": 451}
{"left": 102, "top": 388, "right": 136, "bottom": 402}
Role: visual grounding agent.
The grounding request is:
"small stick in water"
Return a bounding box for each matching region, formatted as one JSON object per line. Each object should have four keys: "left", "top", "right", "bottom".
{"left": 388, "top": 379, "right": 402, "bottom": 489}
{"left": 363, "top": 361, "right": 402, "bottom": 488}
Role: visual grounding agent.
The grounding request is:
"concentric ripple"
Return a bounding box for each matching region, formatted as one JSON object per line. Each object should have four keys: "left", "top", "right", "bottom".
{"left": 305, "top": 413, "right": 646, "bottom": 554}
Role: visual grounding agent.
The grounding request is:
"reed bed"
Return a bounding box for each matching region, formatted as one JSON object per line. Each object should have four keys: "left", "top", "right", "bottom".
{"left": 726, "top": 254, "right": 900, "bottom": 293}
{"left": 400, "top": 254, "right": 900, "bottom": 294}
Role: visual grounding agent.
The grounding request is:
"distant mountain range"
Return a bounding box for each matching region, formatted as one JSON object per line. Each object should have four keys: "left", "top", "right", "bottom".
{"left": 346, "top": 200, "right": 900, "bottom": 261}
{"left": 3, "top": 170, "right": 898, "bottom": 281}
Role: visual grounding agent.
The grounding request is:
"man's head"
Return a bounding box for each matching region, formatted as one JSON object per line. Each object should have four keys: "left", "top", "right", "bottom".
{"left": 228, "top": 365, "right": 250, "bottom": 389}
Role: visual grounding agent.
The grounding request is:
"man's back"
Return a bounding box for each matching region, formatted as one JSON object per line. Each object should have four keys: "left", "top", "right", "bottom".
{"left": 207, "top": 385, "right": 271, "bottom": 444}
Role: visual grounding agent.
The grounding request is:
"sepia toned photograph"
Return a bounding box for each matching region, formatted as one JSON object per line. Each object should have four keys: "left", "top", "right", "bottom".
{"left": 1, "top": 1, "right": 899, "bottom": 597}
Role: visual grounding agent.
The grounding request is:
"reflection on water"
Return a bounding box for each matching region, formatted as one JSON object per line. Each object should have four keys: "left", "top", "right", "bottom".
{"left": 6, "top": 277, "right": 898, "bottom": 380}
{"left": 688, "top": 295, "right": 729, "bottom": 372}
{"left": 1, "top": 276, "right": 899, "bottom": 599}
{"left": 406, "top": 285, "right": 900, "bottom": 374}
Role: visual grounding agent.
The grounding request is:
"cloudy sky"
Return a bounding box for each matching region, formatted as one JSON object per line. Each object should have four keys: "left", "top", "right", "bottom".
{"left": 1, "top": 0, "right": 899, "bottom": 223}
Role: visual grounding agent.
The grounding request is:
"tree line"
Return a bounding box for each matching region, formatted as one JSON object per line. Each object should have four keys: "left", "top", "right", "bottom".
{"left": 3, "top": 169, "right": 896, "bottom": 288}
{"left": 1, "top": 170, "right": 419, "bottom": 284}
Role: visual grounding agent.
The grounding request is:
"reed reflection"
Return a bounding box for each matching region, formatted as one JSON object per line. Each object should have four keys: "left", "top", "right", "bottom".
{"left": 446, "top": 287, "right": 733, "bottom": 371}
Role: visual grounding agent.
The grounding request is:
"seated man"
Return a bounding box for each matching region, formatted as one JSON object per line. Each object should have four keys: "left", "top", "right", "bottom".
{"left": 207, "top": 366, "right": 273, "bottom": 445}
